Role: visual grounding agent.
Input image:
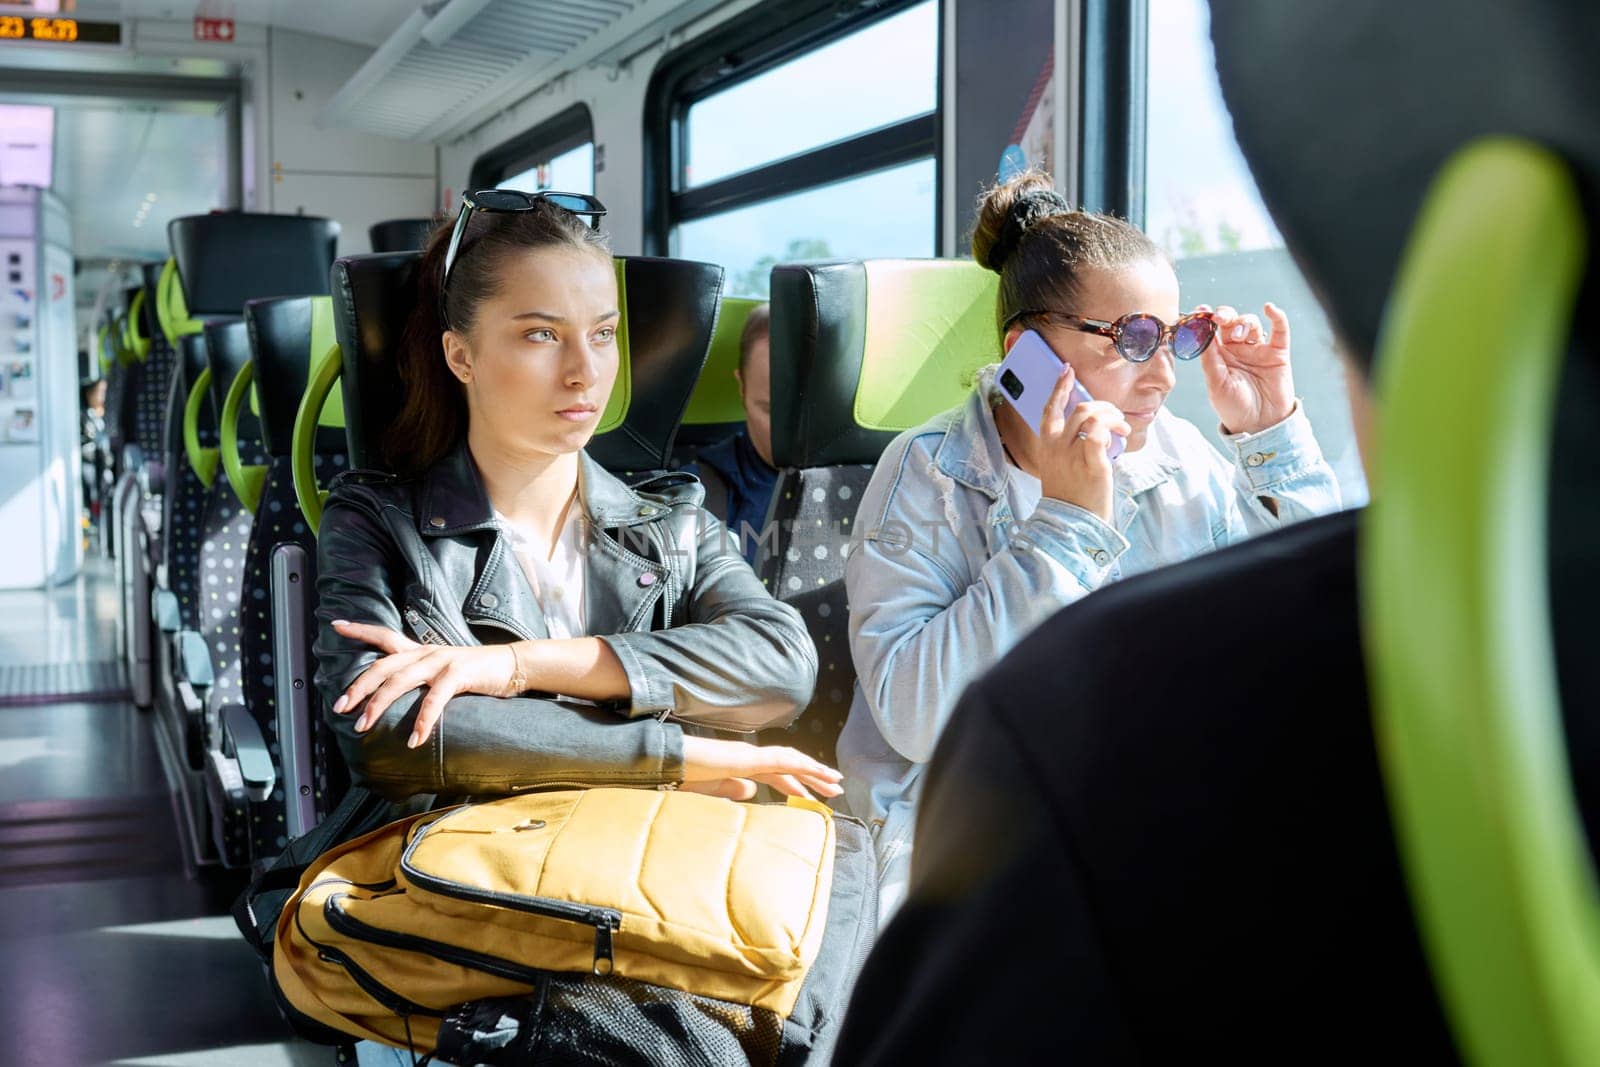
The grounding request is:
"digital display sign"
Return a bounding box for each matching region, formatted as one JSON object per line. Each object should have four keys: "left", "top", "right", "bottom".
{"left": 0, "top": 17, "right": 122, "bottom": 45}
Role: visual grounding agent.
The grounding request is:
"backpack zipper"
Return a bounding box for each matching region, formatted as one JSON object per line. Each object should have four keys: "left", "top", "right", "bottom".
{"left": 325, "top": 892, "right": 550, "bottom": 985}
{"left": 294, "top": 904, "right": 441, "bottom": 1019}
{"left": 399, "top": 810, "right": 624, "bottom": 976}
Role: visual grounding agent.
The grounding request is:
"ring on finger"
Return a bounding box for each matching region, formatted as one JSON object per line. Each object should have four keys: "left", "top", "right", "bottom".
{"left": 1076, "top": 430, "right": 1090, "bottom": 441}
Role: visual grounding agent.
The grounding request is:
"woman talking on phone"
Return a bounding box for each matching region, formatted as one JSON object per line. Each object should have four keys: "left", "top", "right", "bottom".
{"left": 838, "top": 171, "right": 1341, "bottom": 916}
{"left": 313, "top": 191, "right": 837, "bottom": 807}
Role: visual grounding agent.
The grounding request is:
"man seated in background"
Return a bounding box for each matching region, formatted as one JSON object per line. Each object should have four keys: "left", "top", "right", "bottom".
{"left": 685, "top": 304, "right": 778, "bottom": 563}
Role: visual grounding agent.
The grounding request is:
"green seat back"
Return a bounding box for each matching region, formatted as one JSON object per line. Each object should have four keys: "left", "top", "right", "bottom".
{"left": 768, "top": 259, "right": 999, "bottom": 467}
{"left": 677, "top": 296, "right": 763, "bottom": 450}
{"left": 1363, "top": 137, "right": 1598, "bottom": 1066}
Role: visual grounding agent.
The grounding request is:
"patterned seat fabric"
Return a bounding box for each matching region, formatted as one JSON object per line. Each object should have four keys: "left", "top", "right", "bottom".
{"left": 196, "top": 318, "right": 266, "bottom": 867}
{"left": 237, "top": 293, "right": 352, "bottom": 860}
{"left": 238, "top": 436, "right": 348, "bottom": 860}
{"left": 161, "top": 335, "right": 216, "bottom": 629}
{"left": 129, "top": 343, "right": 177, "bottom": 462}
{"left": 755, "top": 465, "right": 874, "bottom": 767}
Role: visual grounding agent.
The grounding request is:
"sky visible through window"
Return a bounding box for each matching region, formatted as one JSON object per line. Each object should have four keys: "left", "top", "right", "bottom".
{"left": 1144, "top": 0, "right": 1282, "bottom": 259}
{"left": 499, "top": 142, "right": 595, "bottom": 196}
{"left": 684, "top": 1, "right": 937, "bottom": 189}
{"left": 675, "top": 1, "right": 939, "bottom": 296}
{"left": 677, "top": 159, "right": 936, "bottom": 297}
{"left": 1145, "top": 0, "right": 1367, "bottom": 505}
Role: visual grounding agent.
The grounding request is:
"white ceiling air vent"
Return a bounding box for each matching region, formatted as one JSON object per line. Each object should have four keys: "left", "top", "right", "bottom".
{"left": 318, "top": 0, "right": 725, "bottom": 144}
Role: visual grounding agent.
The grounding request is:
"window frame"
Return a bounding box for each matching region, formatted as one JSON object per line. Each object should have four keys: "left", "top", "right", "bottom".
{"left": 1077, "top": 0, "right": 1147, "bottom": 222}
{"left": 643, "top": 0, "right": 943, "bottom": 257}
{"left": 468, "top": 103, "right": 595, "bottom": 192}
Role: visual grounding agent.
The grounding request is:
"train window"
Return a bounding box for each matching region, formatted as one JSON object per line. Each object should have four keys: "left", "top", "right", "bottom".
{"left": 683, "top": 2, "right": 937, "bottom": 189}
{"left": 677, "top": 158, "right": 936, "bottom": 296}
{"left": 650, "top": 0, "right": 940, "bottom": 297}
{"left": 499, "top": 142, "right": 595, "bottom": 196}
{"left": 469, "top": 103, "right": 595, "bottom": 197}
{"left": 1144, "top": 0, "right": 1369, "bottom": 505}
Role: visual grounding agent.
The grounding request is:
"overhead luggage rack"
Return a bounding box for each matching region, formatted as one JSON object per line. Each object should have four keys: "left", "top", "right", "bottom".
{"left": 318, "top": 0, "right": 727, "bottom": 143}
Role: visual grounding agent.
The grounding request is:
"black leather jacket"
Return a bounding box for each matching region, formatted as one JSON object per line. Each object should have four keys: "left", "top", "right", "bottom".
{"left": 313, "top": 443, "right": 818, "bottom": 801}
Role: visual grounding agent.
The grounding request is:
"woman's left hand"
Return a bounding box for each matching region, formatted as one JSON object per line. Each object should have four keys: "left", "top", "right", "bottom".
{"left": 331, "top": 619, "right": 516, "bottom": 748}
{"left": 1199, "top": 302, "right": 1298, "bottom": 435}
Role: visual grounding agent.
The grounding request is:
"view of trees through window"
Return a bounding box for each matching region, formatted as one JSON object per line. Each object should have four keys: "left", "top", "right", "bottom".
{"left": 672, "top": 2, "right": 937, "bottom": 298}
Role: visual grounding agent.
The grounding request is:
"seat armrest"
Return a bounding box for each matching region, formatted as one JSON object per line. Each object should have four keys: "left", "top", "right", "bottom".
{"left": 221, "top": 704, "right": 275, "bottom": 802}
{"left": 152, "top": 589, "right": 181, "bottom": 634}
{"left": 177, "top": 629, "right": 214, "bottom": 688}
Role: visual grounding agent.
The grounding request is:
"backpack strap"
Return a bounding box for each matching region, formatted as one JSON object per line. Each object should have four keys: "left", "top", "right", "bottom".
{"left": 231, "top": 787, "right": 396, "bottom": 961}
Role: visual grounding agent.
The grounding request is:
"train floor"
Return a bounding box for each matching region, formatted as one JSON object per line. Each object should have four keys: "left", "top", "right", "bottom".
{"left": 0, "top": 557, "right": 325, "bottom": 1065}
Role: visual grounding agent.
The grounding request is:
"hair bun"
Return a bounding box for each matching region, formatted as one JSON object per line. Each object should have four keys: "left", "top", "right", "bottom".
{"left": 994, "top": 189, "right": 1070, "bottom": 269}
{"left": 971, "top": 173, "right": 1072, "bottom": 273}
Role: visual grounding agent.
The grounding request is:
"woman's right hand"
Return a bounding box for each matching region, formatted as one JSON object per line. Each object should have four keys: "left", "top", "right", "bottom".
{"left": 1037, "top": 366, "right": 1131, "bottom": 523}
{"left": 680, "top": 736, "right": 843, "bottom": 802}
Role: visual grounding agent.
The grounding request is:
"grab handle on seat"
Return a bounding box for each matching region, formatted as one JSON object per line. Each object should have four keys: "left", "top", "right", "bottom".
{"left": 155, "top": 257, "right": 203, "bottom": 349}
{"left": 292, "top": 342, "right": 342, "bottom": 536}
{"left": 220, "top": 359, "right": 268, "bottom": 513}
{"left": 182, "top": 367, "right": 219, "bottom": 488}
{"left": 126, "top": 289, "right": 151, "bottom": 361}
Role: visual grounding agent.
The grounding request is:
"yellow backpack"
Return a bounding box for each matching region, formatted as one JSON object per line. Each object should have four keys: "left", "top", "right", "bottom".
{"left": 266, "top": 788, "right": 876, "bottom": 1064}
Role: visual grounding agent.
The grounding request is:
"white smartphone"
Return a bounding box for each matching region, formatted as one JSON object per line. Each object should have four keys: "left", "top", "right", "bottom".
{"left": 996, "top": 329, "right": 1124, "bottom": 460}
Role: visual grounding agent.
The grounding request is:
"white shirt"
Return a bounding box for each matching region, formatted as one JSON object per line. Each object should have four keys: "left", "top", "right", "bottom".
{"left": 496, "top": 505, "right": 587, "bottom": 640}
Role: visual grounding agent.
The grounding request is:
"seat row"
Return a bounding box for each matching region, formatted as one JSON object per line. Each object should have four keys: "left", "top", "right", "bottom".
{"left": 108, "top": 211, "right": 1003, "bottom": 872}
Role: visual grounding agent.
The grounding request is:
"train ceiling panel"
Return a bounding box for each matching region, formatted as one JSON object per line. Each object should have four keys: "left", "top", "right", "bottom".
{"left": 318, "top": 0, "right": 725, "bottom": 143}
{"left": 71, "top": 0, "right": 422, "bottom": 48}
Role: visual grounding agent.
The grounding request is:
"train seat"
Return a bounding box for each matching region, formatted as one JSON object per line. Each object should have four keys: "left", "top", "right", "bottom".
{"left": 367, "top": 217, "right": 435, "bottom": 253}
{"left": 757, "top": 258, "right": 998, "bottom": 767}
{"left": 196, "top": 317, "right": 272, "bottom": 866}
{"left": 137, "top": 212, "right": 340, "bottom": 868}
{"left": 226, "top": 294, "right": 349, "bottom": 859}
{"left": 150, "top": 333, "right": 218, "bottom": 728}
{"left": 110, "top": 272, "right": 179, "bottom": 709}
{"left": 275, "top": 251, "right": 725, "bottom": 836}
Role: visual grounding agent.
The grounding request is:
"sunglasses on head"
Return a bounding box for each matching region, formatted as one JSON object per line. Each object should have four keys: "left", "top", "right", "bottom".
{"left": 1006, "top": 308, "right": 1217, "bottom": 363}
{"left": 439, "top": 188, "right": 608, "bottom": 326}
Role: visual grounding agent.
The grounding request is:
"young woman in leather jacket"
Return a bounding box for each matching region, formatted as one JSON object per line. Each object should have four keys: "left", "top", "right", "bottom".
{"left": 312, "top": 194, "right": 835, "bottom": 804}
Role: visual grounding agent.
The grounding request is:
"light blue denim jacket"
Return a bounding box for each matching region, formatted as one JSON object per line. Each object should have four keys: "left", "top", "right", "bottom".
{"left": 837, "top": 366, "right": 1341, "bottom": 866}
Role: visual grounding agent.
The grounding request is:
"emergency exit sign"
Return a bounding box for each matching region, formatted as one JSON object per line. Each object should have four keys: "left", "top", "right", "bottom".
{"left": 193, "top": 16, "right": 234, "bottom": 42}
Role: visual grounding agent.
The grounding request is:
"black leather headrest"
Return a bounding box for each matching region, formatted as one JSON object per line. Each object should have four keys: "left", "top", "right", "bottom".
{"left": 1209, "top": 0, "right": 1600, "bottom": 366}
{"left": 330, "top": 253, "right": 724, "bottom": 473}
{"left": 769, "top": 259, "right": 998, "bottom": 468}
{"left": 244, "top": 296, "right": 320, "bottom": 457}
{"left": 593, "top": 256, "right": 724, "bottom": 471}
{"left": 368, "top": 218, "right": 436, "bottom": 254}
{"left": 329, "top": 253, "right": 418, "bottom": 472}
{"left": 168, "top": 213, "right": 340, "bottom": 315}
{"left": 201, "top": 318, "right": 251, "bottom": 418}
